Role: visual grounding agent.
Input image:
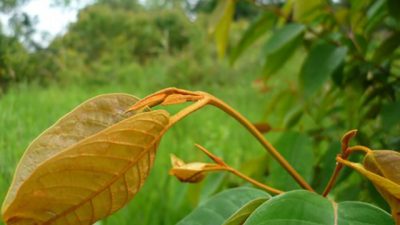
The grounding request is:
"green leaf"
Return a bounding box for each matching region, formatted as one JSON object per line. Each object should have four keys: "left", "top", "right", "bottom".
{"left": 381, "top": 101, "right": 400, "bottom": 130}
{"left": 284, "top": 108, "right": 303, "bottom": 129}
{"left": 262, "top": 24, "right": 305, "bottom": 76}
{"left": 177, "top": 187, "right": 270, "bottom": 225}
{"left": 293, "top": 0, "right": 325, "bottom": 23}
{"left": 223, "top": 198, "right": 268, "bottom": 225}
{"left": 230, "top": 12, "right": 276, "bottom": 64}
{"left": 387, "top": 0, "right": 400, "bottom": 22}
{"left": 372, "top": 32, "right": 400, "bottom": 63}
{"left": 313, "top": 141, "right": 341, "bottom": 192}
{"left": 213, "top": 0, "right": 236, "bottom": 59}
{"left": 243, "top": 190, "right": 394, "bottom": 225}
{"left": 300, "top": 43, "right": 347, "bottom": 97}
{"left": 268, "top": 132, "right": 314, "bottom": 190}
{"left": 366, "top": 0, "right": 386, "bottom": 33}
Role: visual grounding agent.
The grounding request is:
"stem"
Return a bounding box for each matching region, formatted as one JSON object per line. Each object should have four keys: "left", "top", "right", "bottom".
{"left": 131, "top": 88, "right": 314, "bottom": 191}
{"left": 226, "top": 167, "right": 283, "bottom": 195}
{"left": 169, "top": 98, "right": 210, "bottom": 127}
{"left": 322, "top": 145, "right": 370, "bottom": 197}
{"left": 322, "top": 130, "right": 358, "bottom": 197}
{"left": 195, "top": 144, "right": 283, "bottom": 195}
{"left": 347, "top": 145, "right": 372, "bottom": 154}
{"left": 322, "top": 161, "right": 344, "bottom": 197}
{"left": 207, "top": 95, "right": 314, "bottom": 192}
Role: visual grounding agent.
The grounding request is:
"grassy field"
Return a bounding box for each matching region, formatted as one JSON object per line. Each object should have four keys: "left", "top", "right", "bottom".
{"left": 0, "top": 66, "right": 282, "bottom": 224}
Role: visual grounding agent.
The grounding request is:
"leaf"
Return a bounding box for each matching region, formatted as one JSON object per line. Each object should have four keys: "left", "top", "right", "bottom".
{"left": 262, "top": 24, "right": 305, "bottom": 76}
{"left": 177, "top": 187, "right": 270, "bottom": 225}
{"left": 253, "top": 122, "right": 272, "bottom": 134}
{"left": 387, "top": 0, "right": 400, "bottom": 22}
{"left": 243, "top": 190, "right": 394, "bottom": 225}
{"left": 363, "top": 150, "right": 400, "bottom": 222}
{"left": 212, "top": 0, "right": 236, "bottom": 59}
{"left": 366, "top": 0, "right": 386, "bottom": 33}
{"left": 283, "top": 108, "right": 303, "bottom": 128}
{"left": 300, "top": 43, "right": 347, "bottom": 97}
{"left": 230, "top": 12, "right": 276, "bottom": 64}
{"left": 2, "top": 94, "right": 171, "bottom": 225}
{"left": 381, "top": 101, "right": 400, "bottom": 130}
{"left": 313, "top": 141, "right": 341, "bottom": 192}
{"left": 223, "top": 197, "right": 268, "bottom": 225}
{"left": 268, "top": 132, "right": 314, "bottom": 190}
{"left": 2, "top": 94, "right": 139, "bottom": 212}
{"left": 372, "top": 32, "right": 400, "bottom": 63}
{"left": 293, "top": 0, "right": 325, "bottom": 23}
{"left": 339, "top": 150, "right": 400, "bottom": 223}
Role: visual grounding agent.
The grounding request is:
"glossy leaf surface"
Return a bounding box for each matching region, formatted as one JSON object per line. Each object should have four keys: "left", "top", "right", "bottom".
{"left": 244, "top": 190, "right": 394, "bottom": 225}
{"left": 222, "top": 197, "right": 268, "bottom": 225}
{"left": 177, "top": 187, "right": 270, "bottom": 225}
{"left": 268, "top": 132, "right": 314, "bottom": 190}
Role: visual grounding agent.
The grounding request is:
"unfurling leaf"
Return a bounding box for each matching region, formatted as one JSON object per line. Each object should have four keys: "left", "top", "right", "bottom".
{"left": 169, "top": 154, "right": 225, "bottom": 183}
{"left": 339, "top": 150, "right": 400, "bottom": 224}
{"left": 2, "top": 94, "right": 170, "bottom": 225}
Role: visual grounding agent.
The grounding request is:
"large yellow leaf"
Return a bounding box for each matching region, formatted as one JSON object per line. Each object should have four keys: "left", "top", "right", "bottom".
{"left": 2, "top": 94, "right": 170, "bottom": 225}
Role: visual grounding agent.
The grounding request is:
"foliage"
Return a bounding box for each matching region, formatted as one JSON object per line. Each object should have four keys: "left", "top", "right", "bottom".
{"left": 211, "top": 0, "right": 400, "bottom": 210}
{"left": 2, "top": 88, "right": 400, "bottom": 225}
{"left": 0, "top": 33, "right": 30, "bottom": 93}
{"left": 1, "top": 0, "right": 400, "bottom": 224}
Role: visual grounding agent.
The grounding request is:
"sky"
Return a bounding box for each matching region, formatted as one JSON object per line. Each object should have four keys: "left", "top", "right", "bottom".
{"left": 0, "top": 0, "right": 94, "bottom": 46}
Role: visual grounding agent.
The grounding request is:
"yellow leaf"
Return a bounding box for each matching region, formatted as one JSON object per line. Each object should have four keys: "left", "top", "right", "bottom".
{"left": 364, "top": 150, "right": 400, "bottom": 222}
{"left": 2, "top": 94, "right": 170, "bottom": 225}
{"left": 169, "top": 154, "right": 224, "bottom": 183}
{"left": 339, "top": 150, "right": 400, "bottom": 223}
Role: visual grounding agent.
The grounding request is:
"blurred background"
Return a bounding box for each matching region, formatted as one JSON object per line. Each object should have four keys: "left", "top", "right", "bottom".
{"left": 0, "top": 0, "right": 399, "bottom": 224}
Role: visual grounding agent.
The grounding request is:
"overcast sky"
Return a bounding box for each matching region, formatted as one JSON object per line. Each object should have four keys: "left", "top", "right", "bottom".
{"left": 0, "top": 0, "right": 94, "bottom": 45}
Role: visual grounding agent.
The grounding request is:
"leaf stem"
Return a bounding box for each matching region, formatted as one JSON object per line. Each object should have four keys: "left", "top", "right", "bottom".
{"left": 131, "top": 88, "right": 314, "bottom": 192}
{"left": 322, "top": 131, "right": 371, "bottom": 197}
{"left": 195, "top": 144, "right": 283, "bottom": 195}
{"left": 226, "top": 167, "right": 283, "bottom": 195}
{"left": 347, "top": 145, "right": 372, "bottom": 154}
{"left": 206, "top": 94, "right": 314, "bottom": 192}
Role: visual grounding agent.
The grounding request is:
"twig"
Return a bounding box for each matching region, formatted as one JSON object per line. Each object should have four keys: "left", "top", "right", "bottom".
{"left": 129, "top": 88, "right": 315, "bottom": 192}
{"left": 195, "top": 144, "right": 283, "bottom": 195}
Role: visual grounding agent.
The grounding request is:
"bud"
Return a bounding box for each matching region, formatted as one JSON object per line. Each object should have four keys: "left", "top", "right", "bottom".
{"left": 169, "top": 154, "right": 225, "bottom": 183}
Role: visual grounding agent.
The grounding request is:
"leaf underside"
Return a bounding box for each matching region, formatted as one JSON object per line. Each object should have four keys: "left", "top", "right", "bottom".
{"left": 2, "top": 94, "right": 170, "bottom": 225}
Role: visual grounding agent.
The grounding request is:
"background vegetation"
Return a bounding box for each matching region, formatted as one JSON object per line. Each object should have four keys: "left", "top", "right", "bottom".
{"left": 0, "top": 0, "right": 399, "bottom": 224}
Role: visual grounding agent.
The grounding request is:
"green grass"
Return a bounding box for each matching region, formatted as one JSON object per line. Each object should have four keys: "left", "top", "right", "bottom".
{"left": 0, "top": 66, "right": 277, "bottom": 224}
